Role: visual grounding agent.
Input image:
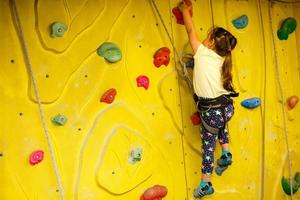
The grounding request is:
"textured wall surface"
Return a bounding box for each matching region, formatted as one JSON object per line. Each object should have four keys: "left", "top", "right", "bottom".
{"left": 0, "top": 0, "right": 299, "bottom": 200}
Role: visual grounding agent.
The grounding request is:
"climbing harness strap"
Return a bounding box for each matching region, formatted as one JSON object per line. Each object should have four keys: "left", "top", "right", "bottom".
{"left": 10, "top": 1, "right": 65, "bottom": 199}
{"left": 196, "top": 94, "right": 238, "bottom": 134}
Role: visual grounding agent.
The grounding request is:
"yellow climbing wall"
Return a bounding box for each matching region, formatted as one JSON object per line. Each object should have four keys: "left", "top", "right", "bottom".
{"left": 0, "top": 0, "right": 299, "bottom": 200}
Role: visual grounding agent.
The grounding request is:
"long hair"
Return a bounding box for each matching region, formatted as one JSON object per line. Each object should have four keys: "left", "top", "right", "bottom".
{"left": 209, "top": 27, "right": 237, "bottom": 92}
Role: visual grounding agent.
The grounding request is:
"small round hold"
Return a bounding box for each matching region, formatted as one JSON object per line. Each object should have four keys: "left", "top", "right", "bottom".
{"left": 51, "top": 22, "right": 68, "bottom": 38}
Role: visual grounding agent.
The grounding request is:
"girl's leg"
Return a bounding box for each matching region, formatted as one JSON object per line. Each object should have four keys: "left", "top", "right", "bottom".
{"left": 193, "top": 124, "right": 217, "bottom": 198}
{"left": 201, "top": 124, "right": 217, "bottom": 178}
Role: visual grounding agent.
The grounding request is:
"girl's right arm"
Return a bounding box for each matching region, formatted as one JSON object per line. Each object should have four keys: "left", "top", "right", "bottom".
{"left": 180, "top": 0, "right": 201, "bottom": 54}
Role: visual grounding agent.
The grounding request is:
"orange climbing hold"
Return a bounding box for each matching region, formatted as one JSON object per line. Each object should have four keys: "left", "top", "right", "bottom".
{"left": 100, "top": 88, "right": 117, "bottom": 104}
{"left": 140, "top": 185, "right": 168, "bottom": 200}
{"left": 287, "top": 95, "right": 299, "bottom": 110}
{"left": 153, "top": 47, "right": 171, "bottom": 68}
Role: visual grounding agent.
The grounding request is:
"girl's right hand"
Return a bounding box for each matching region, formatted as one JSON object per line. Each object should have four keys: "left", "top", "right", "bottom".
{"left": 179, "top": 0, "right": 192, "bottom": 14}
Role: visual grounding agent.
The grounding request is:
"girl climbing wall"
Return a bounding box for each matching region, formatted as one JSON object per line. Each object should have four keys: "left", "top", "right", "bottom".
{"left": 180, "top": 0, "right": 238, "bottom": 198}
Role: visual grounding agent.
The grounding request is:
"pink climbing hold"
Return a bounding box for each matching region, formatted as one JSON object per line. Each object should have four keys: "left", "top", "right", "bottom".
{"left": 191, "top": 112, "right": 201, "bottom": 125}
{"left": 29, "top": 150, "right": 44, "bottom": 165}
{"left": 153, "top": 47, "right": 171, "bottom": 68}
{"left": 140, "top": 185, "right": 168, "bottom": 200}
{"left": 136, "top": 75, "right": 150, "bottom": 90}
{"left": 100, "top": 88, "right": 117, "bottom": 104}
{"left": 287, "top": 96, "right": 299, "bottom": 110}
{"left": 172, "top": 0, "right": 192, "bottom": 25}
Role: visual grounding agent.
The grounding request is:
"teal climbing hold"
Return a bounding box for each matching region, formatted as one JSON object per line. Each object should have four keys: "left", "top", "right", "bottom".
{"left": 277, "top": 17, "right": 297, "bottom": 40}
{"left": 129, "top": 148, "right": 143, "bottom": 164}
{"left": 294, "top": 172, "right": 300, "bottom": 184}
{"left": 281, "top": 176, "right": 300, "bottom": 195}
{"left": 232, "top": 15, "right": 249, "bottom": 29}
{"left": 51, "top": 22, "right": 68, "bottom": 38}
{"left": 97, "top": 42, "right": 122, "bottom": 63}
{"left": 51, "top": 114, "right": 67, "bottom": 126}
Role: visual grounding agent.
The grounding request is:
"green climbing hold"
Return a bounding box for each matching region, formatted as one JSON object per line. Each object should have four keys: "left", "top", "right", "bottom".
{"left": 277, "top": 17, "right": 297, "bottom": 40}
{"left": 281, "top": 176, "right": 300, "bottom": 195}
{"left": 129, "top": 148, "right": 143, "bottom": 164}
{"left": 51, "top": 114, "right": 68, "bottom": 126}
{"left": 97, "top": 42, "right": 122, "bottom": 63}
{"left": 294, "top": 172, "right": 300, "bottom": 184}
{"left": 51, "top": 22, "right": 68, "bottom": 38}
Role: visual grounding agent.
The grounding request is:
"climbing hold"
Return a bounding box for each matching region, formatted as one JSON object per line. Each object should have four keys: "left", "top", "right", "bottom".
{"left": 29, "top": 150, "right": 44, "bottom": 165}
{"left": 51, "top": 114, "right": 68, "bottom": 126}
{"left": 172, "top": 0, "right": 192, "bottom": 25}
{"left": 277, "top": 17, "right": 297, "bottom": 40}
{"left": 140, "top": 185, "right": 168, "bottom": 200}
{"left": 51, "top": 22, "right": 68, "bottom": 38}
{"left": 153, "top": 47, "right": 171, "bottom": 68}
{"left": 241, "top": 97, "right": 261, "bottom": 109}
{"left": 191, "top": 112, "right": 201, "bottom": 125}
{"left": 129, "top": 147, "right": 143, "bottom": 164}
{"left": 295, "top": 172, "right": 300, "bottom": 184}
{"left": 136, "top": 75, "right": 150, "bottom": 90}
{"left": 232, "top": 15, "right": 249, "bottom": 29}
{"left": 287, "top": 96, "right": 298, "bottom": 110}
{"left": 281, "top": 176, "right": 300, "bottom": 195}
{"left": 97, "top": 42, "right": 122, "bottom": 63}
{"left": 100, "top": 88, "right": 117, "bottom": 104}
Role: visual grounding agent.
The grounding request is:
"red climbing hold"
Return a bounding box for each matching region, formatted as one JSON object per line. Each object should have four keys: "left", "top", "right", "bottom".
{"left": 136, "top": 75, "right": 150, "bottom": 90}
{"left": 191, "top": 112, "right": 201, "bottom": 125}
{"left": 172, "top": 0, "right": 192, "bottom": 25}
{"left": 140, "top": 185, "right": 168, "bottom": 200}
{"left": 153, "top": 47, "right": 171, "bottom": 68}
{"left": 287, "top": 96, "right": 299, "bottom": 110}
{"left": 29, "top": 150, "right": 44, "bottom": 165}
{"left": 100, "top": 88, "right": 117, "bottom": 104}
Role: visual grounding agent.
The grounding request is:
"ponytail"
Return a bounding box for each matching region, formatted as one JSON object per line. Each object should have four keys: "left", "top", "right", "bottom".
{"left": 222, "top": 53, "right": 235, "bottom": 92}
{"left": 210, "top": 27, "right": 237, "bottom": 93}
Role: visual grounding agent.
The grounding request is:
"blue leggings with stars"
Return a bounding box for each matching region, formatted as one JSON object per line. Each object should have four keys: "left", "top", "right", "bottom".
{"left": 199, "top": 103, "right": 234, "bottom": 175}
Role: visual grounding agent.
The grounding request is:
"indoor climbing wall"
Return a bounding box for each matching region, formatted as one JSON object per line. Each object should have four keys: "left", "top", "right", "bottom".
{"left": 0, "top": 0, "right": 299, "bottom": 200}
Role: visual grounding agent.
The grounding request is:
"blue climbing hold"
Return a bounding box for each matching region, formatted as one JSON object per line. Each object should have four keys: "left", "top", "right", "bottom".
{"left": 241, "top": 97, "right": 261, "bottom": 109}
{"left": 232, "top": 15, "right": 249, "bottom": 29}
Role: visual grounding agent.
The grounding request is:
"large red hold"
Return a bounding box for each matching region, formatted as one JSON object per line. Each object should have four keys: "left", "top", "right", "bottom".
{"left": 100, "top": 88, "right": 117, "bottom": 104}
{"left": 172, "top": 0, "right": 193, "bottom": 25}
{"left": 153, "top": 47, "right": 171, "bottom": 68}
{"left": 140, "top": 185, "right": 168, "bottom": 200}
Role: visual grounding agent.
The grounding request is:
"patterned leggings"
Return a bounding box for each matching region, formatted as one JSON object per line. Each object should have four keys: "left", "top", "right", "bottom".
{"left": 199, "top": 103, "right": 234, "bottom": 174}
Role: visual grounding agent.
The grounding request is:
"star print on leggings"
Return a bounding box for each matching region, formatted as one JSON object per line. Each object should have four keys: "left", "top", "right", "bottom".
{"left": 199, "top": 103, "right": 234, "bottom": 174}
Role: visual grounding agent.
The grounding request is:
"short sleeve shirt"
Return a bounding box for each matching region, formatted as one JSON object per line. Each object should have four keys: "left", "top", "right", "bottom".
{"left": 193, "top": 44, "right": 230, "bottom": 98}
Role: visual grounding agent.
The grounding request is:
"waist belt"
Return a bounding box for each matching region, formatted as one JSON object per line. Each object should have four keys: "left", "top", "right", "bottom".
{"left": 194, "top": 93, "right": 239, "bottom": 134}
{"left": 194, "top": 93, "right": 238, "bottom": 109}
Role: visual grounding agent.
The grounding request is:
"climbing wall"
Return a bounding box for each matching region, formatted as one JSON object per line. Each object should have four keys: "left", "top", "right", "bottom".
{"left": 0, "top": 0, "right": 299, "bottom": 200}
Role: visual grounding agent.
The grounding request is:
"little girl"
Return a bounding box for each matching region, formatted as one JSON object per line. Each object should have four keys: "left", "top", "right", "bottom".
{"left": 180, "top": 1, "right": 238, "bottom": 198}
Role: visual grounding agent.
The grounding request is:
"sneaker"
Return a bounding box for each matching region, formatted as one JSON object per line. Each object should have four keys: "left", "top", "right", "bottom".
{"left": 217, "top": 152, "right": 232, "bottom": 166}
{"left": 193, "top": 182, "right": 214, "bottom": 198}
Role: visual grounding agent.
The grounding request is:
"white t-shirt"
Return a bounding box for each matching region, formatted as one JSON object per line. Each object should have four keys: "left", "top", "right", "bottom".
{"left": 193, "top": 44, "right": 230, "bottom": 98}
